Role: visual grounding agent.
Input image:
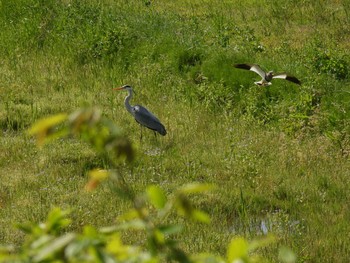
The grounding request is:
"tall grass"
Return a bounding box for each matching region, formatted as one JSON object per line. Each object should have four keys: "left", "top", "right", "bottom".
{"left": 0, "top": 0, "right": 349, "bottom": 261}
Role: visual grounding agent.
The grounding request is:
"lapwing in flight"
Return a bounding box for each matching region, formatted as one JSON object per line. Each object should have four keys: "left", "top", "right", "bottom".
{"left": 234, "top": 63, "right": 301, "bottom": 86}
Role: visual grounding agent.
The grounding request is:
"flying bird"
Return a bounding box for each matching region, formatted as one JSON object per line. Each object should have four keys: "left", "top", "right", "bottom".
{"left": 114, "top": 85, "right": 167, "bottom": 139}
{"left": 234, "top": 63, "right": 301, "bottom": 86}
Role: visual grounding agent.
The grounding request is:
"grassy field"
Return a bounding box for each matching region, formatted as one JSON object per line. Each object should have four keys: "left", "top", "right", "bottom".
{"left": 1, "top": 0, "right": 350, "bottom": 261}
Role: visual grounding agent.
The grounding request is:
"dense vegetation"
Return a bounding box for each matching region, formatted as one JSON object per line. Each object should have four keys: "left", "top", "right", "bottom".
{"left": 0, "top": 0, "right": 349, "bottom": 261}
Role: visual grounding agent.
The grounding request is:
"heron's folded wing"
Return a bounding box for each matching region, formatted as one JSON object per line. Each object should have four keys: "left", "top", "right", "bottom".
{"left": 133, "top": 105, "right": 166, "bottom": 135}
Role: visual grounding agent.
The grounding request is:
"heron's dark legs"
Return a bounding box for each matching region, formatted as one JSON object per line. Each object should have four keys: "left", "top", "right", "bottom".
{"left": 152, "top": 131, "right": 160, "bottom": 145}
{"left": 140, "top": 125, "right": 143, "bottom": 141}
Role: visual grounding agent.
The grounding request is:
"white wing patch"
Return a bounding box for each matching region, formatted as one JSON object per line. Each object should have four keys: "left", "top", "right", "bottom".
{"left": 272, "top": 73, "right": 288, "bottom": 79}
{"left": 249, "top": 64, "right": 266, "bottom": 79}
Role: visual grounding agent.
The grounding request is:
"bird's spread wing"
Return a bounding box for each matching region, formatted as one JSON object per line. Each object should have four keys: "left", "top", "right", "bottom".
{"left": 234, "top": 64, "right": 266, "bottom": 78}
{"left": 133, "top": 105, "right": 166, "bottom": 135}
{"left": 273, "top": 73, "right": 301, "bottom": 85}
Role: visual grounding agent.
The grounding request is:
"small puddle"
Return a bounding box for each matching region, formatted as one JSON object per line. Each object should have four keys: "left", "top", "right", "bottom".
{"left": 145, "top": 147, "right": 162, "bottom": 156}
{"left": 230, "top": 211, "right": 304, "bottom": 236}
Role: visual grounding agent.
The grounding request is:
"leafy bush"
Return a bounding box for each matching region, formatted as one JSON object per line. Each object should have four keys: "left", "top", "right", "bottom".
{"left": 308, "top": 39, "right": 349, "bottom": 81}
{"left": 313, "top": 50, "right": 348, "bottom": 80}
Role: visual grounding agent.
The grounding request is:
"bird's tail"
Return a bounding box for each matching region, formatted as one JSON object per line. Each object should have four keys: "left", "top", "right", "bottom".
{"left": 158, "top": 125, "right": 167, "bottom": 136}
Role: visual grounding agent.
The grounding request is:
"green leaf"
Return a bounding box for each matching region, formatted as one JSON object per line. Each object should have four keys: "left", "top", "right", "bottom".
{"left": 279, "top": 247, "right": 296, "bottom": 263}
{"left": 33, "top": 233, "right": 76, "bottom": 262}
{"left": 85, "top": 169, "right": 110, "bottom": 191}
{"left": 249, "top": 234, "right": 275, "bottom": 251}
{"left": 146, "top": 185, "right": 167, "bottom": 209}
{"left": 64, "top": 242, "right": 85, "bottom": 259}
{"left": 28, "top": 113, "right": 68, "bottom": 135}
{"left": 117, "top": 219, "right": 147, "bottom": 230}
{"left": 191, "top": 253, "right": 224, "bottom": 263}
{"left": 158, "top": 225, "right": 183, "bottom": 235}
{"left": 153, "top": 229, "right": 165, "bottom": 245}
{"left": 101, "top": 219, "right": 146, "bottom": 233}
{"left": 28, "top": 113, "right": 68, "bottom": 145}
{"left": 15, "top": 222, "right": 36, "bottom": 234}
{"left": 191, "top": 209, "right": 211, "bottom": 224}
{"left": 117, "top": 209, "right": 139, "bottom": 221}
{"left": 45, "top": 208, "right": 71, "bottom": 234}
{"left": 68, "top": 108, "right": 101, "bottom": 133}
{"left": 82, "top": 225, "right": 99, "bottom": 237}
{"left": 31, "top": 235, "right": 53, "bottom": 250}
{"left": 174, "top": 194, "right": 192, "bottom": 217}
{"left": 88, "top": 169, "right": 109, "bottom": 181}
{"left": 179, "top": 183, "right": 215, "bottom": 194}
{"left": 227, "top": 237, "right": 248, "bottom": 263}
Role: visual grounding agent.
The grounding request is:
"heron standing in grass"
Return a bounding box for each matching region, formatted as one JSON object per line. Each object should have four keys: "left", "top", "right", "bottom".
{"left": 234, "top": 63, "right": 301, "bottom": 86}
{"left": 114, "top": 85, "right": 167, "bottom": 140}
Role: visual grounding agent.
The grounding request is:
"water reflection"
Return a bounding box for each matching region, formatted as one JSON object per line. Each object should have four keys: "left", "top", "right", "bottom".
{"left": 145, "top": 147, "right": 162, "bottom": 156}
{"left": 230, "top": 211, "right": 304, "bottom": 236}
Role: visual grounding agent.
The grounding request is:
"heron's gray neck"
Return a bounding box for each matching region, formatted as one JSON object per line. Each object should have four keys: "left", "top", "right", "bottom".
{"left": 124, "top": 89, "right": 134, "bottom": 114}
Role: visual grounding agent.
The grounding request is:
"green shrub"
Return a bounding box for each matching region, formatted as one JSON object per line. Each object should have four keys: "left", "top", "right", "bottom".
{"left": 313, "top": 50, "right": 348, "bottom": 80}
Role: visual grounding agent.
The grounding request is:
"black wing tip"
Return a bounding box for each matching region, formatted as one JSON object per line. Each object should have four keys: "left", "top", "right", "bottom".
{"left": 147, "top": 125, "right": 167, "bottom": 136}
{"left": 159, "top": 126, "right": 167, "bottom": 136}
{"left": 286, "top": 76, "right": 301, "bottom": 85}
{"left": 154, "top": 123, "right": 167, "bottom": 136}
{"left": 234, "top": 63, "right": 252, "bottom": 70}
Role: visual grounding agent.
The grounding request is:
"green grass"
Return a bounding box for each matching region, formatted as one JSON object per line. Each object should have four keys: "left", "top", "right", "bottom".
{"left": 1, "top": 0, "right": 350, "bottom": 261}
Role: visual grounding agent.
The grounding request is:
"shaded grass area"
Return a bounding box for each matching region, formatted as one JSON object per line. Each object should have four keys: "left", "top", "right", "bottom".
{"left": 1, "top": 0, "right": 350, "bottom": 261}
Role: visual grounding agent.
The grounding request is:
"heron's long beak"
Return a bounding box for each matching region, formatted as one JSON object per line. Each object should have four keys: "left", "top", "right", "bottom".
{"left": 113, "top": 87, "right": 124, "bottom": 91}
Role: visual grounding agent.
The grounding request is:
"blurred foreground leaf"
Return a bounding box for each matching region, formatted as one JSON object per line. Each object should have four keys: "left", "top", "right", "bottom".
{"left": 227, "top": 237, "right": 248, "bottom": 263}
{"left": 279, "top": 246, "right": 297, "bottom": 263}
{"left": 147, "top": 185, "right": 167, "bottom": 209}
{"left": 178, "top": 183, "right": 215, "bottom": 194}
{"left": 28, "top": 108, "right": 134, "bottom": 163}
{"left": 191, "top": 209, "right": 211, "bottom": 224}
{"left": 33, "top": 233, "right": 76, "bottom": 262}
{"left": 85, "top": 169, "right": 110, "bottom": 191}
{"left": 28, "top": 113, "right": 68, "bottom": 145}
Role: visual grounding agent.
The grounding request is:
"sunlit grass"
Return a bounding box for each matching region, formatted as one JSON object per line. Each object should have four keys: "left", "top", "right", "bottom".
{"left": 0, "top": 0, "right": 349, "bottom": 261}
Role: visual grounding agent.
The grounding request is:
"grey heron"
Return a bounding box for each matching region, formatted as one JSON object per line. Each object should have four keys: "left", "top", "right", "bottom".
{"left": 114, "top": 85, "right": 167, "bottom": 139}
{"left": 234, "top": 63, "right": 301, "bottom": 86}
